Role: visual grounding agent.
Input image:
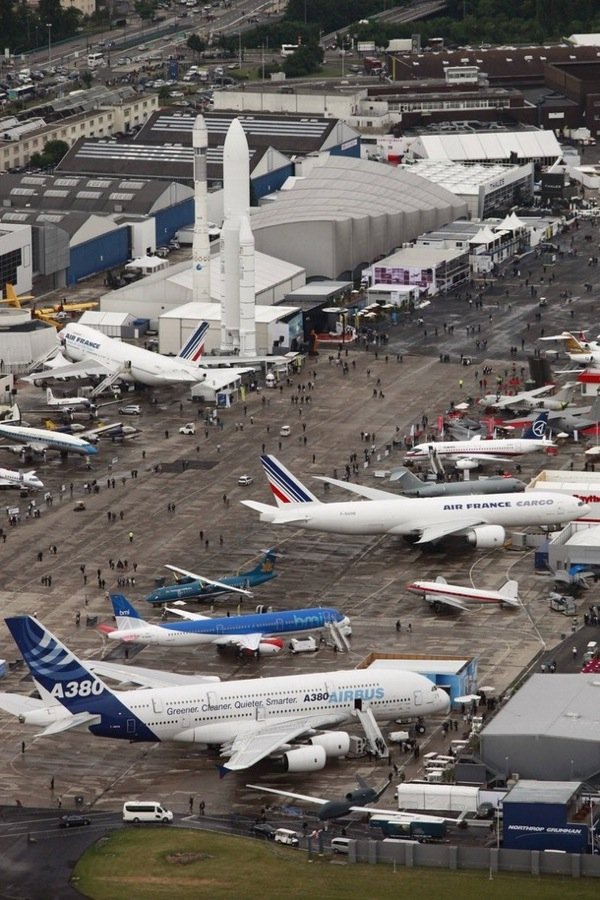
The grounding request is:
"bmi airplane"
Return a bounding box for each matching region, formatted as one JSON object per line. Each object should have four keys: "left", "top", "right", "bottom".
{"left": 241, "top": 455, "right": 587, "bottom": 549}
{"left": 103, "top": 594, "right": 351, "bottom": 654}
{"left": 0, "top": 466, "right": 43, "bottom": 490}
{"left": 2, "top": 615, "right": 450, "bottom": 773}
{"left": 145, "top": 550, "right": 278, "bottom": 605}
{"left": 404, "top": 411, "right": 555, "bottom": 467}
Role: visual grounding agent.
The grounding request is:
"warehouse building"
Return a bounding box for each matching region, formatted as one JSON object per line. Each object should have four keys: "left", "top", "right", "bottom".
{"left": 502, "top": 780, "right": 597, "bottom": 854}
{"left": 479, "top": 674, "right": 600, "bottom": 783}
{"left": 367, "top": 245, "right": 469, "bottom": 295}
{"left": 0, "top": 222, "right": 33, "bottom": 297}
{"left": 405, "top": 128, "right": 561, "bottom": 166}
{"left": 251, "top": 155, "right": 467, "bottom": 280}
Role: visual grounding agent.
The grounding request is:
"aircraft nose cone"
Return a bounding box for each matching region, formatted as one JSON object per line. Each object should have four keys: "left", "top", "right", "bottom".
{"left": 85, "top": 444, "right": 99, "bottom": 455}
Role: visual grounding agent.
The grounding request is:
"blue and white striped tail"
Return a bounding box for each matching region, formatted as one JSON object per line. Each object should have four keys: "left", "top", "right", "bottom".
{"left": 260, "top": 455, "right": 320, "bottom": 507}
{"left": 177, "top": 321, "right": 209, "bottom": 363}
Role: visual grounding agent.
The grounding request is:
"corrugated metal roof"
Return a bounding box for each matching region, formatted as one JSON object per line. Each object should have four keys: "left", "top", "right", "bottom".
{"left": 504, "top": 780, "right": 580, "bottom": 805}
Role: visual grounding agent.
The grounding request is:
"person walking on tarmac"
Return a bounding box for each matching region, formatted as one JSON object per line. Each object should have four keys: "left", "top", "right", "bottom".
{"left": 128, "top": 531, "right": 134, "bottom": 543}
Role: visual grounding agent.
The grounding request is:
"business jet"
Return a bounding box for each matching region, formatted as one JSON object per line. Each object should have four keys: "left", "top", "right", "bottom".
{"left": 46, "top": 387, "right": 95, "bottom": 413}
{"left": 0, "top": 422, "right": 98, "bottom": 457}
{"left": 404, "top": 411, "right": 555, "bottom": 468}
{"left": 246, "top": 780, "right": 449, "bottom": 824}
{"left": 0, "top": 466, "right": 44, "bottom": 491}
{"left": 477, "top": 384, "right": 576, "bottom": 412}
{"left": 102, "top": 594, "right": 351, "bottom": 654}
{"left": 2, "top": 615, "right": 450, "bottom": 774}
{"left": 539, "top": 331, "right": 600, "bottom": 366}
{"left": 406, "top": 576, "right": 520, "bottom": 612}
{"left": 241, "top": 455, "right": 587, "bottom": 549}
{"left": 146, "top": 550, "right": 278, "bottom": 605}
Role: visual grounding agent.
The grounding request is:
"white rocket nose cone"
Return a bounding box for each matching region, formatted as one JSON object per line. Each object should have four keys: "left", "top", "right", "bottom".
{"left": 193, "top": 114, "right": 208, "bottom": 149}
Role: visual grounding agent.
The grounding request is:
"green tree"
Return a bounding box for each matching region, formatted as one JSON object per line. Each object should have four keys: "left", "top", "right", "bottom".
{"left": 30, "top": 138, "right": 69, "bottom": 169}
{"left": 282, "top": 43, "right": 323, "bottom": 77}
{"left": 80, "top": 70, "right": 93, "bottom": 89}
{"left": 134, "top": 0, "right": 158, "bottom": 21}
{"left": 187, "top": 33, "right": 207, "bottom": 57}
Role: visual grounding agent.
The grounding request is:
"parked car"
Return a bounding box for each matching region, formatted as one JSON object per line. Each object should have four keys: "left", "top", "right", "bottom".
{"left": 238, "top": 474, "right": 253, "bottom": 485}
{"left": 179, "top": 423, "right": 196, "bottom": 435}
{"left": 252, "top": 823, "right": 276, "bottom": 840}
{"left": 59, "top": 814, "right": 91, "bottom": 828}
{"left": 119, "top": 405, "right": 141, "bottom": 416}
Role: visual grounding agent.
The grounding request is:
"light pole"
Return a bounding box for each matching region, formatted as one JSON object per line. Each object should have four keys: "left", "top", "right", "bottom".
{"left": 46, "top": 22, "right": 52, "bottom": 66}
{"left": 238, "top": 31, "right": 242, "bottom": 71}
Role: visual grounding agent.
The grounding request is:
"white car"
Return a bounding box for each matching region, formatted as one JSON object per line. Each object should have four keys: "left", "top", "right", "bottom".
{"left": 179, "top": 423, "right": 195, "bottom": 435}
{"left": 119, "top": 404, "right": 141, "bottom": 416}
{"left": 238, "top": 474, "right": 253, "bottom": 486}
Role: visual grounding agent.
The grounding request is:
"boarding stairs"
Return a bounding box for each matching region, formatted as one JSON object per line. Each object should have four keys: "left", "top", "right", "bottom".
{"left": 355, "top": 706, "right": 389, "bottom": 759}
{"left": 326, "top": 621, "right": 351, "bottom": 652}
{"left": 427, "top": 444, "right": 445, "bottom": 478}
{"left": 89, "top": 364, "right": 131, "bottom": 398}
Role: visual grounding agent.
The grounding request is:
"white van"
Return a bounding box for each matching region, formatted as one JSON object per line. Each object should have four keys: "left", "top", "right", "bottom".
{"left": 331, "top": 837, "right": 352, "bottom": 854}
{"left": 122, "top": 801, "right": 173, "bottom": 824}
{"left": 274, "top": 827, "right": 299, "bottom": 846}
{"left": 279, "top": 425, "right": 291, "bottom": 436}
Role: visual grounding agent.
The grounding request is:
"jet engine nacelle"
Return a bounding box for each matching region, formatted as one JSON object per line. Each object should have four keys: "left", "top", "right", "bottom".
{"left": 282, "top": 745, "right": 327, "bottom": 772}
{"left": 455, "top": 458, "right": 479, "bottom": 471}
{"left": 21, "top": 706, "right": 71, "bottom": 727}
{"left": 466, "top": 525, "right": 506, "bottom": 549}
{"left": 258, "top": 638, "right": 284, "bottom": 655}
{"left": 308, "top": 731, "right": 350, "bottom": 757}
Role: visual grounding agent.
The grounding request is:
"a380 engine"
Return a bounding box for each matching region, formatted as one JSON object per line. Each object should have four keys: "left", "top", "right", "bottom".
{"left": 465, "top": 525, "right": 506, "bottom": 549}
{"left": 307, "top": 732, "right": 351, "bottom": 757}
{"left": 282, "top": 745, "right": 327, "bottom": 772}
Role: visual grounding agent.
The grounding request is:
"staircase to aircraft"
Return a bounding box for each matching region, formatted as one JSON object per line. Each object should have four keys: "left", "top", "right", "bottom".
{"left": 427, "top": 444, "right": 446, "bottom": 478}
{"left": 355, "top": 707, "right": 389, "bottom": 759}
{"left": 326, "top": 621, "right": 351, "bottom": 652}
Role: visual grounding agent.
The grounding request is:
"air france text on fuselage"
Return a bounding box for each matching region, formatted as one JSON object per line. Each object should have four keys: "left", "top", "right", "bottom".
{"left": 443, "top": 498, "right": 555, "bottom": 511}
{"left": 66, "top": 333, "right": 101, "bottom": 351}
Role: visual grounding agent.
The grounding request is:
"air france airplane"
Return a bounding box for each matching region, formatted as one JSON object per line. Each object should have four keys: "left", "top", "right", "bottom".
{"left": 104, "top": 594, "right": 351, "bottom": 654}
{"left": 241, "top": 455, "right": 588, "bottom": 548}
{"left": 3, "top": 615, "right": 450, "bottom": 773}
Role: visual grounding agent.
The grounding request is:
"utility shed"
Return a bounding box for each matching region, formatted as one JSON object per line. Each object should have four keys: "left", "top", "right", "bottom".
{"left": 480, "top": 674, "right": 600, "bottom": 782}
{"left": 78, "top": 311, "right": 136, "bottom": 338}
{"left": 502, "top": 780, "right": 594, "bottom": 853}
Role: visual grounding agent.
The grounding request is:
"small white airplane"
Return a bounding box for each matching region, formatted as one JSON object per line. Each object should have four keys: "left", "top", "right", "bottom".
{"left": 46, "top": 387, "right": 95, "bottom": 412}
{"left": 241, "top": 455, "right": 586, "bottom": 549}
{"left": 407, "top": 576, "right": 520, "bottom": 612}
{"left": 539, "top": 331, "right": 600, "bottom": 366}
{"left": 1, "top": 615, "right": 450, "bottom": 774}
{"left": 477, "top": 384, "right": 575, "bottom": 412}
{"left": 404, "top": 412, "right": 555, "bottom": 468}
{"left": 0, "top": 466, "right": 43, "bottom": 491}
{"left": 0, "top": 422, "right": 98, "bottom": 457}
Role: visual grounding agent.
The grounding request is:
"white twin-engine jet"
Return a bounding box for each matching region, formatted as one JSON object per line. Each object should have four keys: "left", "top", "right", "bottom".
{"left": 407, "top": 576, "right": 521, "bottom": 612}
{"left": 1, "top": 615, "right": 449, "bottom": 775}
{"left": 240, "top": 455, "right": 587, "bottom": 550}
{"left": 404, "top": 411, "right": 555, "bottom": 468}
{"left": 0, "top": 466, "right": 43, "bottom": 491}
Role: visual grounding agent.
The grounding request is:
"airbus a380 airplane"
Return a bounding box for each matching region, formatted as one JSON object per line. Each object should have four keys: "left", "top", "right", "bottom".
{"left": 2, "top": 616, "right": 449, "bottom": 774}
{"left": 241, "top": 455, "right": 587, "bottom": 548}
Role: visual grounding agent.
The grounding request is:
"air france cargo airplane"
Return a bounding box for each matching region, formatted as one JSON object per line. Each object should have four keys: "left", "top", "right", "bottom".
{"left": 404, "top": 412, "right": 555, "bottom": 467}
{"left": 3, "top": 615, "right": 449, "bottom": 773}
{"left": 241, "top": 455, "right": 588, "bottom": 549}
{"left": 104, "top": 594, "right": 351, "bottom": 654}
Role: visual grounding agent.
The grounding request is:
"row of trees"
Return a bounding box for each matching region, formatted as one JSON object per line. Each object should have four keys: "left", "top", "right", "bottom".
{"left": 1, "top": 0, "right": 82, "bottom": 55}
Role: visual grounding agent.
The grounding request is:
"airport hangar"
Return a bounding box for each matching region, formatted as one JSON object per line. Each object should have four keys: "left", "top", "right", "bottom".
{"left": 0, "top": 173, "right": 195, "bottom": 288}
{"left": 478, "top": 674, "right": 600, "bottom": 784}
{"left": 250, "top": 154, "right": 468, "bottom": 280}
{"left": 56, "top": 108, "right": 361, "bottom": 224}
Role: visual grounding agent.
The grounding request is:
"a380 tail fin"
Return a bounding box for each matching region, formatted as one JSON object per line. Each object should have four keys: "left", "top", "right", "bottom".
{"left": 5, "top": 616, "right": 113, "bottom": 714}
{"left": 177, "top": 321, "right": 209, "bottom": 363}
{"left": 523, "top": 411, "right": 549, "bottom": 440}
{"left": 259, "top": 455, "right": 320, "bottom": 506}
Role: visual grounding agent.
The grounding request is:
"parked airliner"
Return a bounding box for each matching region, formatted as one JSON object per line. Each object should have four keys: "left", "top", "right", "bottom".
{"left": 407, "top": 576, "right": 521, "bottom": 612}
{"left": 103, "top": 594, "right": 351, "bottom": 654}
{"left": 241, "top": 455, "right": 587, "bottom": 548}
{"left": 404, "top": 412, "right": 554, "bottom": 467}
{"left": 145, "top": 550, "right": 278, "bottom": 605}
{"left": 0, "top": 422, "right": 98, "bottom": 457}
{"left": 46, "top": 387, "right": 95, "bottom": 412}
{"left": 3, "top": 615, "right": 450, "bottom": 773}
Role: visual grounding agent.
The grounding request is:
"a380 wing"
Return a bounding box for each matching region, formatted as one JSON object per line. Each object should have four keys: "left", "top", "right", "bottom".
{"left": 222, "top": 713, "right": 346, "bottom": 772}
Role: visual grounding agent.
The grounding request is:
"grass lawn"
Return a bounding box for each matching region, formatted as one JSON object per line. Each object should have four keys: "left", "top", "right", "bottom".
{"left": 72, "top": 829, "right": 599, "bottom": 900}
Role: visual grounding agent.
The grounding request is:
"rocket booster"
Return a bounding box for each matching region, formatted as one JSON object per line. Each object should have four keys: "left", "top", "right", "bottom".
{"left": 192, "top": 114, "right": 211, "bottom": 304}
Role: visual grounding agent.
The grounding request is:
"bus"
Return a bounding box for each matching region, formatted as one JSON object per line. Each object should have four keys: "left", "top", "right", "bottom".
{"left": 280, "top": 44, "right": 299, "bottom": 58}
{"left": 8, "top": 83, "right": 35, "bottom": 102}
{"left": 87, "top": 52, "right": 106, "bottom": 69}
